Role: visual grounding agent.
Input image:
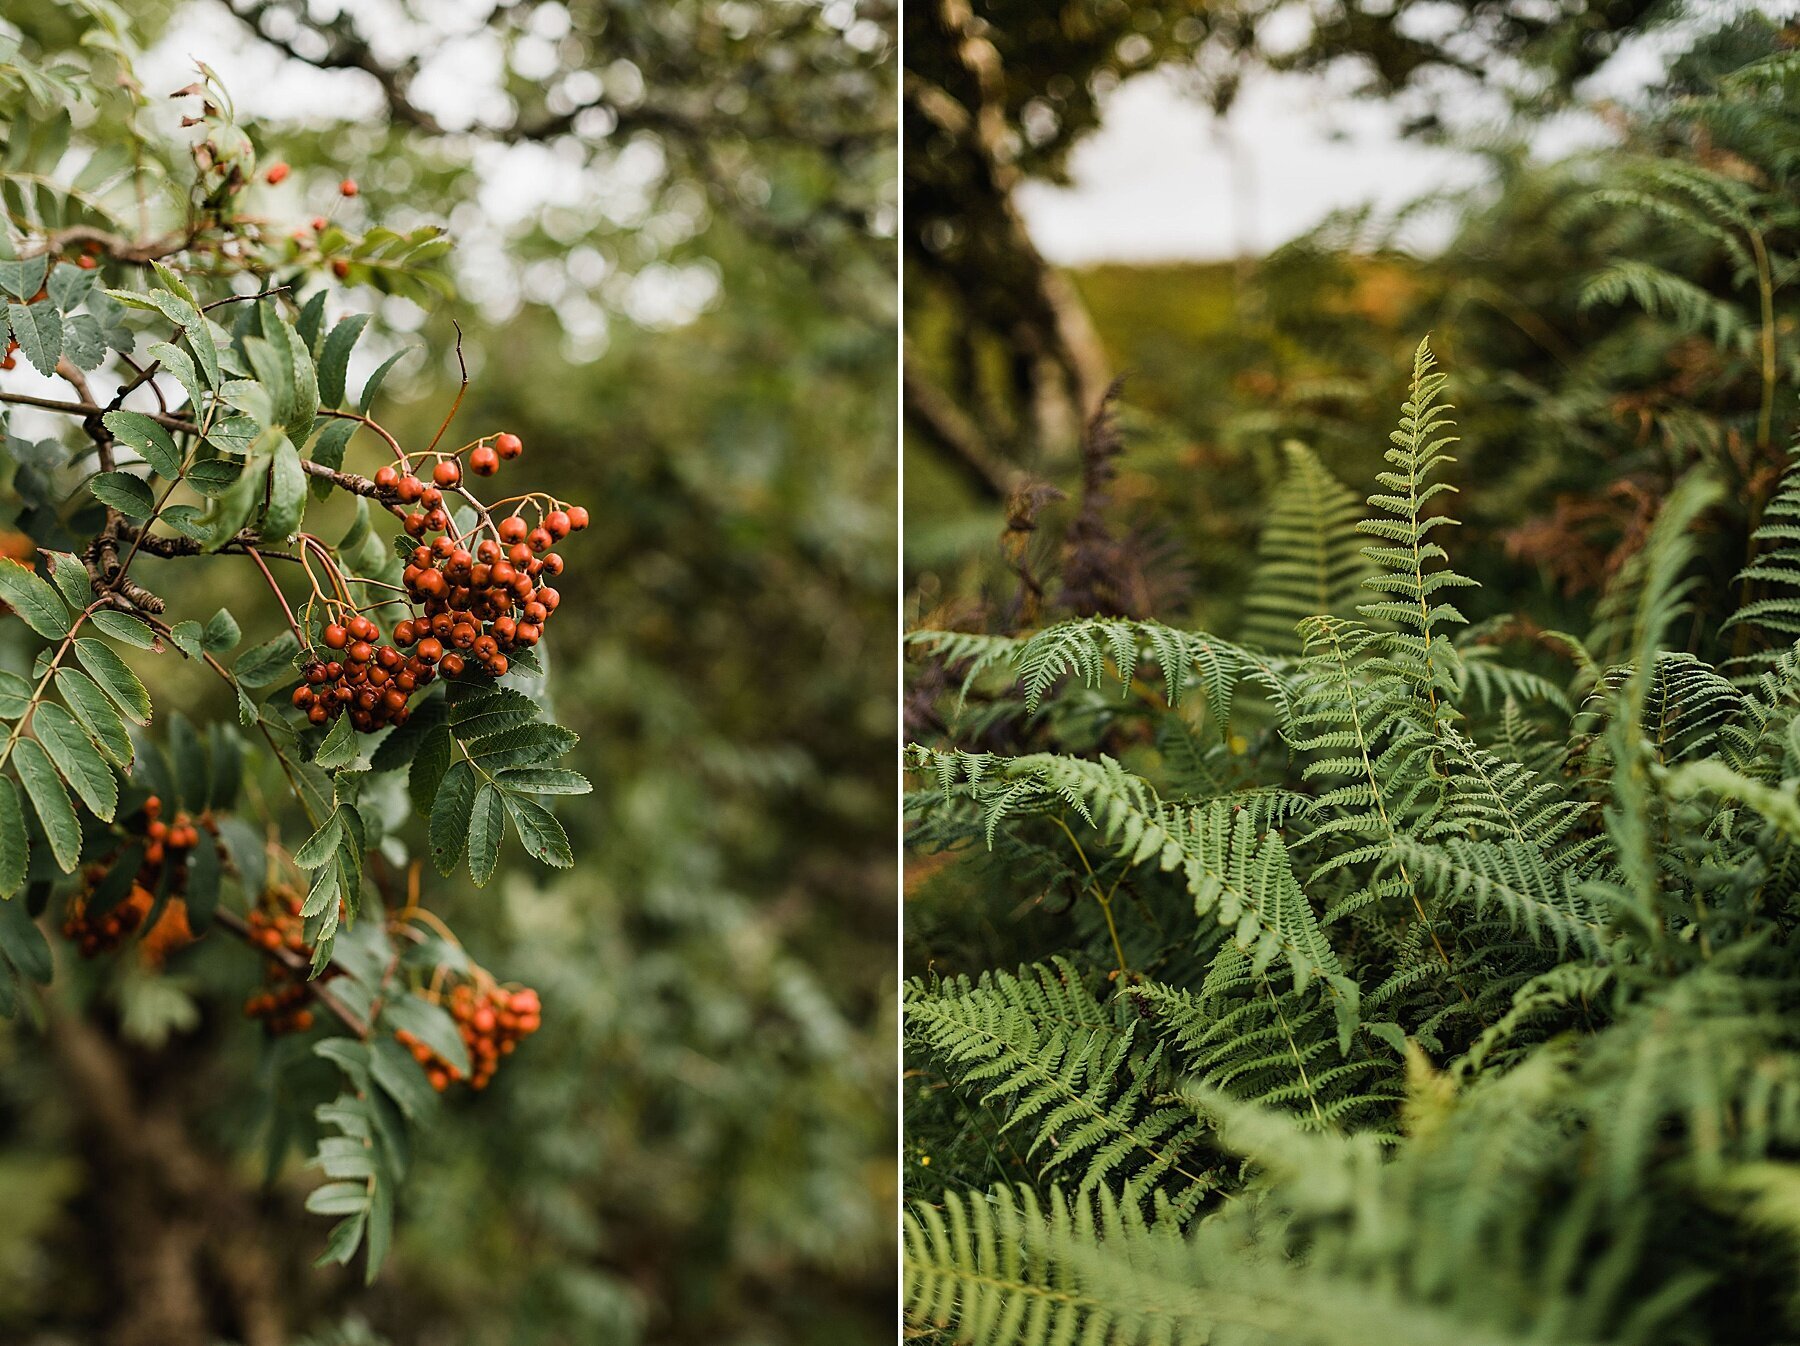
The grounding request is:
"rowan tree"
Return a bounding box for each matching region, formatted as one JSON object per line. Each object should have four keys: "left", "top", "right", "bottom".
{"left": 0, "top": 32, "right": 589, "bottom": 1294}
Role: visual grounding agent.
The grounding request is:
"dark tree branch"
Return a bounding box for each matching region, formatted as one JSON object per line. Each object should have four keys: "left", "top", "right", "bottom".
{"left": 902, "top": 355, "right": 1017, "bottom": 502}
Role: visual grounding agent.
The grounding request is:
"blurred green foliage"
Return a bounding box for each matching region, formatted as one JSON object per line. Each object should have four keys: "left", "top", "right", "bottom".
{"left": 0, "top": 3, "right": 895, "bottom": 1344}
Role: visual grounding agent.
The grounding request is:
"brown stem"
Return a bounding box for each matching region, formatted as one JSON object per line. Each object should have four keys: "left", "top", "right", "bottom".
{"left": 211, "top": 908, "right": 368, "bottom": 1035}
{"left": 245, "top": 547, "right": 306, "bottom": 641}
{"left": 424, "top": 319, "right": 468, "bottom": 455}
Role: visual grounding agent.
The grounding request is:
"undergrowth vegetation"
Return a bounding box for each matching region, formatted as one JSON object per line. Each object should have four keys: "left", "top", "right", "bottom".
{"left": 905, "top": 319, "right": 1800, "bottom": 1340}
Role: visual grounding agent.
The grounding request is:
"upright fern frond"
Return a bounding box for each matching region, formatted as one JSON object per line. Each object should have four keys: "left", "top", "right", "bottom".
{"left": 1726, "top": 435, "right": 1800, "bottom": 666}
{"left": 1596, "top": 470, "right": 1725, "bottom": 944}
{"left": 1357, "top": 336, "right": 1476, "bottom": 733}
{"left": 1243, "top": 441, "right": 1375, "bottom": 655}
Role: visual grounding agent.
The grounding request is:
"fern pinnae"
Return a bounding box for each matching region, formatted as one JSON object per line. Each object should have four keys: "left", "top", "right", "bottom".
{"left": 1724, "top": 432, "right": 1800, "bottom": 669}
{"left": 1356, "top": 335, "right": 1476, "bottom": 741}
{"left": 1243, "top": 441, "right": 1375, "bottom": 655}
{"left": 904, "top": 961, "right": 1216, "bottom": 1212}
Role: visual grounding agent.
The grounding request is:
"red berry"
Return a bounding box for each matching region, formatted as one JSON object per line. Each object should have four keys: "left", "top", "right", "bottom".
{"left": 265, "top": 162, "right": 291, "bottom": 185}
{"left": 494, "top": 432, "right": 523, "bottom": 460}
{"left": 471, "top": 446, "right": 499, "bottom": 476}
{"left": 76, "top": 255, "right": 98, "bottom": 270}
{"left": 566, "top": 506, "right": 589, "bottom": 531}
{"left": 375, "top": 465, "right": 399, "bottom": 490}
{"left": 339, "top": 178, "right": 358, "bottom": 197}
{"left": 331, "top": 258, "right": 350, "bottom": 279}
{"left": 323, "top": 624, "right": 348, "bottom": 650}
{"left": 416, "top": 637, "right": 443, "bottom": 664}
{"left": 498, "top": 517, "right": 527, "bottom": 544}
{"left": 433, "top": 459, "right": 461, "bottom": 487}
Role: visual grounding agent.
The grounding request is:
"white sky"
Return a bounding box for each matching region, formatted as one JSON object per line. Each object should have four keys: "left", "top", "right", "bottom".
{"left": 1018, "top": 1, "right": 1800, "bottom": 265}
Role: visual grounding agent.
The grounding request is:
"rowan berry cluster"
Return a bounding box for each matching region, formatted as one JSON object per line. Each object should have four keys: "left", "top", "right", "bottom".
{"left": 374, "top": 434, "right": 586, "bottom": 680}
{"left": 291, "top": 609, "right": 441, "bottom": 734}
{"left": 396, "top": 978, "right": 542, "bottom": 1091}
{"left": 61, "top": 873, "right": 155, "bottom": 957}
{"left": 242, "top": 884, "right": 326, "bottom": 1035}
{"left": 61, "top": 796, "right": 209, "bottom": 959}
{"left": 140, "top": 795, "right": 209, "bottom": 873}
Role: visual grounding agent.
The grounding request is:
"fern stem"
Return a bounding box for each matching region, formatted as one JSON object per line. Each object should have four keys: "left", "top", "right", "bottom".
{"left": 1750, "top": 225, "right": 1776, "bottom": 454}
{"left": 1261, "top": 971, "right": 1326, "bottom": 1126}
{"left": 1052, "top": 813, "right": 1131, "bottom": 981}
{"left": 1318, "top": 628, "right": 1465, "bottom": 994}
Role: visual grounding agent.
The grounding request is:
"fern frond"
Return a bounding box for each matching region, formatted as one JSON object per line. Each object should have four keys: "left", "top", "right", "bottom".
{"left": 1395, "top": 836, "right": 1606, "bottom": 956}
{"left": 1137, "top": 946, "right": 1399, "bottom": 1130}
{"left": 1452, "top": 963, "right": 1615, "bottom": 1080}
{"left": 1595, "top": 471, "right": 1725, "bottom": 946}
{"left": 1008, "top": 618, "right": 1278, "bottom": 727}
{"left": 1437, "top": 728, "right": 1593, "bottom": 859}
{"left": 905, "top": 961, "right": 1217, "bottom": 1213}
{"left": 1578, "top": 259, "right": 1753, "bottom": 350}
{"left": 906, "top": 748, "right": 1347, "bottom": 994}
{"left": 1357, "top": 337, "right": 1476, "bottom": 727}
{"left": 1243, "top": 441, "right": 1374, "bottom": 655}
{"left": 903, "top": 1180, "right": 1556, "bottom": 1346}
{"left": 1725, "top": 436, "right": 1800, "bottom": 665}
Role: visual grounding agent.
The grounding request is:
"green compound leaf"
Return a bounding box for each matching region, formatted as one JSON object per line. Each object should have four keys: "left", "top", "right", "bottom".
{"left": 428, "top": 759, "right": 476, "bottom": 876}
{"left": 88, "top": 471, "right": 156, "bottom": 518}
{"left": 74, "top": 638, "right": 151, "bottom": 724}
{"left": 0, "top": 560, "right": 70, "bottom": 638}
{"left": 7, "top": 300, "right": 62, "bottom": 374}
{"left": 32, "top": 702, "right": 117, "bottom": 821}
{"left": 13, "top": 737, "right": 79, "bottom": 872}
{"left": 102, "top": 410, "right": 182, "bottom": 478}
{"left": 0, "top": 778, "right": 26, "bottom": 896}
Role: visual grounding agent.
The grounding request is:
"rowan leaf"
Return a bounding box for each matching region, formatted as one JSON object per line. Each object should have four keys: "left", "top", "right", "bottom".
{"left": 74, "top": 638, "right": 151, "bottom": 723}
{"left": 13, "top": 737, "right": 79, "bottom": 872}
{"left": 0, "top": 559, "right": 70, "bottom": 638}
{"left": 34, "top": 703, "right": 116, "bottom": 820}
